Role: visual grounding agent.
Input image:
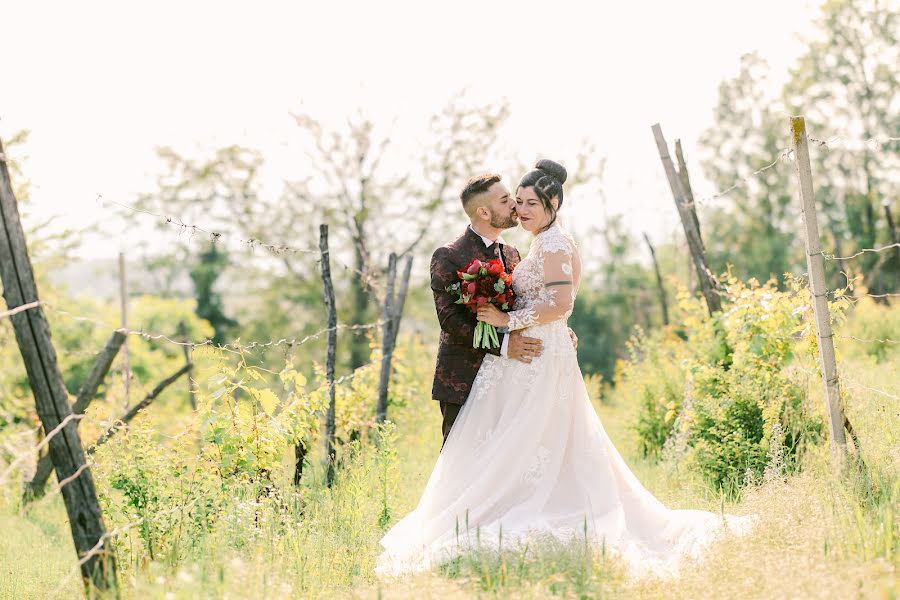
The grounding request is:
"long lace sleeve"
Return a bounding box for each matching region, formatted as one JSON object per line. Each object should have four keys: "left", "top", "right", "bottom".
{"left": 506, "top": 242, "right": 575, "bottom": 331}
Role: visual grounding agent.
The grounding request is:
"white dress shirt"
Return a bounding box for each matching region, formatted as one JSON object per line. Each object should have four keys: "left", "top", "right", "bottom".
{"left": 469, "top": 225, "right": 511, "bottom": 358}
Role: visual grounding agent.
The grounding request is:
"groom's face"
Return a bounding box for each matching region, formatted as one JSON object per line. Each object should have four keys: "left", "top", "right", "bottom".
{"left": 481, "top": 182, "right": 519, "bottom": 230}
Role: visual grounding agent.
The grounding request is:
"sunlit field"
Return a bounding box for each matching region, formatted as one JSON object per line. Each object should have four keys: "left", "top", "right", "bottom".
{"left": 2, "top": 1, "right": 898, "bottom": 598}
{"left": 2, "top": 296, "right": 897, "bottom": 599}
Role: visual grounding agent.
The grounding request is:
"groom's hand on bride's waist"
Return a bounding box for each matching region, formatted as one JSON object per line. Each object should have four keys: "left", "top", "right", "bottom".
{"left": 507, "top": 332, "right": 544, "bottom": 364}
{"left": 568, "top": 328, "right": 578, "bottom": 351}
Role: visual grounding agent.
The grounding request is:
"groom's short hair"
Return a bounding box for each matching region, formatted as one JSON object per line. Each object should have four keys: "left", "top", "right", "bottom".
{"left": 460, "top": 173, "right": 502, "bottom": 210}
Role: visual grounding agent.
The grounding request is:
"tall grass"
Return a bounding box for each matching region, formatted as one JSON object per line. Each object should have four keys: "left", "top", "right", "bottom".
{"left": 1, "top": 303, "right": 898, "bottom": 598}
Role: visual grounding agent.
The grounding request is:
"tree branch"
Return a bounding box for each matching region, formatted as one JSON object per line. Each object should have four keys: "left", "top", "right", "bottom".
{"left": 89, "top": 363, "right": 192, "bottom": 454}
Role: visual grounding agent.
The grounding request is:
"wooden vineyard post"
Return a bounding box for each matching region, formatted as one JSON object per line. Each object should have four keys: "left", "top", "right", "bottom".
{"left": 0, "top": 138, "right": 118, "bottom": 592}
{"left": 376, "top": 253, "right": 397, "bottom": 424}
{"left": 790, "top": 116, "right": 848, "bottom": 458}
{"left": 319, "top": 224, "right": 338, "bottom": 487}
{"left": 24, "top": 330, "right": 127, "bottom": 500}
{"left": 652, "top": 124, "right": 722, "bottom": 315}
{"left": 393, "top": 256, "right": 414, "bottom": 343}
{"left": 376, "top": 253, "right": 413, "bottom": 424}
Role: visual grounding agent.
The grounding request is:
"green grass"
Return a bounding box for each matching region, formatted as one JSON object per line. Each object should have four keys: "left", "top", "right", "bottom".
{"left": 1, "top": 352, "right": 898, "bottom": 599}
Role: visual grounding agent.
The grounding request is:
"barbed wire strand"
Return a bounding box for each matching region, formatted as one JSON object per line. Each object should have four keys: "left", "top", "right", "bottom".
{"left": 46, "top": 361, "right": 387, "bottom": 593}
{"left": 100, "top": 196, "right": 384, "bottom": 293}
{"left": 20, "top": 418, "right": 205, "bottom": 513}
{"left": 829, "top": 289, "right": 900, "bottom": 300}
{"left": 808, "top": 135, "right": 900, "bottom": 151}
{"left": 45, "top": 304, "right": 387, "bottom": 355}
{"left": 0, "top": 413, "right": 86, "bottom": 486}
{"left": 835, "top": 334, "right": 900, "bottom": 346}
{"left": 0, "top": 426, "right": 45, "bottom": 479}
{"left": 822, "top": 242, "right": 900, "bottom": 261}
{"left": 841, "top": 376, "right": 900, "bottom": 402}
{"left": 22, "top": 462, "right": 95, "bottom": 515}
{"left": 0, "top": 355, "right": 384, "bottom": 493}
{"left": 1, "top": 422, "right": 44, "bottom": 442}
{"left": 689, "top": 133, "right": 899, "bottom": 210}
{"left": 6, "top": 127, "right": 895, "bottom": 595}
{"left": 0, "top": 301, "right": 40, "bottom": 319}
{"left": 689, "top": 149, "right": 793, "bottom": 208}
{"left": 100, "top": 196, "right": 319, "bottom": 256}
{"left": 840, "top": 290, "right": 900, "bottom": 300}
{"left": 789, "top": 363, "right": 899, "bottom": 402}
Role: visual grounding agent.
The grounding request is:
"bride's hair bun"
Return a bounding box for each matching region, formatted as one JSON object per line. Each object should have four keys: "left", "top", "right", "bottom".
{"left": 535, "top": 159, "right": 567, "bottom": 185}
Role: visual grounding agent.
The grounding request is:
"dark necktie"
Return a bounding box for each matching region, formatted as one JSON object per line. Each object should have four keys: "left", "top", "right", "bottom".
{"left": 491, "top": 242, "right": 507, "bottom": 270}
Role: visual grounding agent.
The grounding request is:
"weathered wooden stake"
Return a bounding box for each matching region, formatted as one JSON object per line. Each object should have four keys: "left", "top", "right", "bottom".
{"left": 25, "top": 330, "right": 126, "bottom": 500}
{"left": 642, "top": 232, "right": 669, "bottom": 326}
{"left": 393, "top": 255, "right": 414, "bottom": 342}
{"left": 790, "top": 116, "right": 848, "bottom": 458}
{"left": 317, "top": 224, "right": 338, "bottom": 487}
{"left": 376, "top": 254, "right": 398, "bottom": 424}
{"left": 0, "top": 138, "right": 118, "bottom": 593}
{"left": 652, "top": 124, "right": 722, "bottom": 315}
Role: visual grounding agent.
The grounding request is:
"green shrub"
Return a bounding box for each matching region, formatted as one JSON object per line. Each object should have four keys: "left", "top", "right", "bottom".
{"left": 620, "top": 275, "right": 827, "bottom": 494}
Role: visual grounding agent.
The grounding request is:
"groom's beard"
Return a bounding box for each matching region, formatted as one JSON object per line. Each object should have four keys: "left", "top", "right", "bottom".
{"left": 490, "top": 208, "right": 518, "bottom": 230}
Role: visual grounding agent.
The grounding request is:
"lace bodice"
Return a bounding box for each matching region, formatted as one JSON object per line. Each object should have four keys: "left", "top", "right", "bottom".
{"left": 506, "top": 223, "right": 580, "bottom": 331}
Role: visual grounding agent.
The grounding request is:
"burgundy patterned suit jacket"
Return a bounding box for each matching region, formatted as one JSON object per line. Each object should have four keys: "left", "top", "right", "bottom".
{"left": 430, "top": 227, "right": 521, "bottom": 405}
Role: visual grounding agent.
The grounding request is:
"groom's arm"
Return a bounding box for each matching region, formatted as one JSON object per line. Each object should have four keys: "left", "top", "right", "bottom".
{"left": 431, "top": 247, "right": 504, "bottom": 357}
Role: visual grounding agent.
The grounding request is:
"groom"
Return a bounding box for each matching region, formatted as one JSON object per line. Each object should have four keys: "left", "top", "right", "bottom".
{"left": 430, "top": 174, "right": 574, "bottom": 447}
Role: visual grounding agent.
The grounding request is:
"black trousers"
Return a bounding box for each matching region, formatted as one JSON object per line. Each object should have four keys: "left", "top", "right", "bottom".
{"left": 439, "top": 401, "right": 463, "bottom": 450}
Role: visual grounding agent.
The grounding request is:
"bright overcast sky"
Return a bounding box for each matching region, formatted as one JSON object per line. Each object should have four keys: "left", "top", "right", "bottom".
{"left": 3, "top": 0, "right": 822, "bottom": 259}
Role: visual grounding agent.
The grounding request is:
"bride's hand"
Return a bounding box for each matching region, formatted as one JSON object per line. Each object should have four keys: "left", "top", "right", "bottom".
{"left": 477, "top": 304, "right": 509, "bottom": 327}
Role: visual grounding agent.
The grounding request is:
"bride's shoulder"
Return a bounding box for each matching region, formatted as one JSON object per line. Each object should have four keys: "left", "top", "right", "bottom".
{"left": 534, "top": 223, "right": 575, "bottom": 256}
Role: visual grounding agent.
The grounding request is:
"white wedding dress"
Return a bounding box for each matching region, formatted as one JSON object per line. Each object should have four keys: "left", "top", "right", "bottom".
{"left": 377, "top": 222, "right": 754, "bottom": 577}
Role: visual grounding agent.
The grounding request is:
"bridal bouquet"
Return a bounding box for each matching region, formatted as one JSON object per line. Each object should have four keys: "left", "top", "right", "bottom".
{"left": 446, "top": 257, "right": 515, "bottom": 349}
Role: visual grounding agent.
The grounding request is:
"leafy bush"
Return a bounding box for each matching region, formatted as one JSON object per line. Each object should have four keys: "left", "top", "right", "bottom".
{"left": 619, "top": 275, "right": 827, "bottom": 494}
{"left": 622, "top": 327, "right": 687, "bottom": 460}
{"left": 200, "top": 355, "right": 321, "bottom": 483}
{"left": 87, "top": 330, "right": 427, "bottom": 575}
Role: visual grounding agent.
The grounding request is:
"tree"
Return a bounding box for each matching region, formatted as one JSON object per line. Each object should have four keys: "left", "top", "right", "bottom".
{"left": 286, "top": 96, "right": 511, "bottom": 368}
{"left": 129, "top": 145, "right": 322, "bottom": 350}
{"left": 189, "top": 242, "right": 237, "bottom": 344}
{"left": 129, "top": 94, "right": 511, "bottom": 370}
{"left": 129, "top": 144, "right": 268, "bottom": 294}
{"left": 697, "top": 52, "right": 800, "bottom": 286}
{"left": 569, "top": 214, "right": 657, "bottom": 379}
{"left": 784, "top": 0, "right": 899, "bottom": 293}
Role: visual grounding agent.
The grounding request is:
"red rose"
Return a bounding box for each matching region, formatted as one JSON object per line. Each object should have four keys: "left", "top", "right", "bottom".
{"left": 444, "top": 252, "right": 518, "bottom": 349}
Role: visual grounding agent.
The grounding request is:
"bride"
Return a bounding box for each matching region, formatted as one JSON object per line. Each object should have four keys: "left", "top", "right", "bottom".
{"left": 376, "top": 160, "right": 754, "bottom": 577}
